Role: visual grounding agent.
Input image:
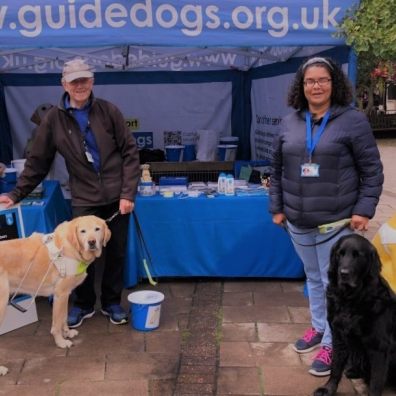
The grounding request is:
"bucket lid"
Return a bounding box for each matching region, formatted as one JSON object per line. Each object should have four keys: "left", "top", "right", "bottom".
{"left": 128, "top": 290, "right": 165, "bottom": 304}
{"left": 218, "top": 144, "right": 238, "bottom": 149}
{"left": 11, "top": 159, "right": 27, "bottom": 164}
{"left": 220, "top": 136, "right": 239, "bottom": 142}
{"left": 165, "top": 145, "right": 184, "bottom": 149}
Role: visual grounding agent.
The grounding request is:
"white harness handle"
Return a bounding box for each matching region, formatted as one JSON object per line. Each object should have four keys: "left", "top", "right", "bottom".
{"left": 9, "top": 234, "right": 86, "bottom": 313}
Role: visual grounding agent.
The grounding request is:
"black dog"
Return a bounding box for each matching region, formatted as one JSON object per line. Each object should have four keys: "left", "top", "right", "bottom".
{"left": 314, "top": 234, "right": 396, "bottom": 396}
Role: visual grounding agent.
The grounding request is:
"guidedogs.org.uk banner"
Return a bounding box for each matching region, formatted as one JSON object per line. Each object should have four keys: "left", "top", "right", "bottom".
{"left": 0, "top": 0, "right": 358, "bottom": 49}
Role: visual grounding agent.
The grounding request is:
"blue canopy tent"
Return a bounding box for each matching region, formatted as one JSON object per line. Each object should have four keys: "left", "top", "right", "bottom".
{"left": 0, "top": 0, "right": 358, "bottom": 165}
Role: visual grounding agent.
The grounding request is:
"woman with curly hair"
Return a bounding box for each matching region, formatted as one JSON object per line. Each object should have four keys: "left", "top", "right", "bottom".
{"left": 269, "top": 56, "right": 383, "bottom": 376}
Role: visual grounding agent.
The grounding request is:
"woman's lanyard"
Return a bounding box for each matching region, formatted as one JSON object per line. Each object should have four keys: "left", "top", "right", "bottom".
{"left": 305, "top": 110, "right": 330, "bottom": 162}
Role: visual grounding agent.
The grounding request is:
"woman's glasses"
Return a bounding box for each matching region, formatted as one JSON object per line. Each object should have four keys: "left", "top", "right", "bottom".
{"left": 303, "top": 78, "right": 332, "bottom": 88}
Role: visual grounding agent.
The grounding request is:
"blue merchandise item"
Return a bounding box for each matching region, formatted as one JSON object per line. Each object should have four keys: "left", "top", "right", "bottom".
{"left": 159, "top": 176, "right": 188, "bottom": 186}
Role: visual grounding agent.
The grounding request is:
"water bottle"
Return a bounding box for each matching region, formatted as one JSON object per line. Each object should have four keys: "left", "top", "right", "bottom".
{"left": 217, "top": 172, "right": 226, "bottom": 194}
{"left": 225, "top": 174, "right": 235, "bottom": 196}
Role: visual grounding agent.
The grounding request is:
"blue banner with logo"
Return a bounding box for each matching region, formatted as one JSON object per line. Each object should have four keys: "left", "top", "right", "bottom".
{"left": 0, "top": 0, "right": 358, "bottom": 49}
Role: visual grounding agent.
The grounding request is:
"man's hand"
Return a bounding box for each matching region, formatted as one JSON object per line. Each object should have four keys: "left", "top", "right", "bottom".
{"left": 119, "top": 199, "right": 134, "bottom": 215}
{"left": 0, "top": 195, "right": 15, "bottom": 209}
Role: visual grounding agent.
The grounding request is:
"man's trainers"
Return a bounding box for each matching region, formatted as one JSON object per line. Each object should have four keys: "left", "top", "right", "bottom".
{"left": 309, "top": 346, "right": 332, "bottom": 377}
{"left": 67, "top": 306, "right": 95, "bottom": 328}
{"left": 101, "top": 304, "right": 128, "bottom": 325}
{"left": 293, "top": 327, "right": 323, "bottom": 353}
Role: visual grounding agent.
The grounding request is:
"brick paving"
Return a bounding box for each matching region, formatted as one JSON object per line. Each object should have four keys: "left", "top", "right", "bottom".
{"left": 175, "top": 282, "right": 222, "bottom": 396}
{"left": 1, "top": 137, "right": 396, "bottom": 395}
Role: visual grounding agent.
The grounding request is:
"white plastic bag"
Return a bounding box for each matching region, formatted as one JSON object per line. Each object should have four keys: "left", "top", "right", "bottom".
{"left": 195, "top": 129, "right": 219, "bottom": 161}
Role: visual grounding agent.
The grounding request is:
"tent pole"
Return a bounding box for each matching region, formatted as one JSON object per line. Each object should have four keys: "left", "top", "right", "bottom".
{"left": 347, "top": 48, "right": 357, "bottom": 90}
{"left": 0, "top": 83, "right": 13, "bottom": 164}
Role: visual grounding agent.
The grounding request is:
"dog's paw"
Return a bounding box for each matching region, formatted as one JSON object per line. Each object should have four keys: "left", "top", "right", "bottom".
{"left": 63, "top": 328, "right": 79, "bottom": 339}
{"left": 56, "top": 338, "right": 73, "bottom": 349}
{"left": 0, "top": 365, "right": 9, "bottom": 376}
{"left": 313, "top": 387, "right": 331, "bottom": 396}
{"left": 350, "top": 378, "right": 368, "bottom": 395}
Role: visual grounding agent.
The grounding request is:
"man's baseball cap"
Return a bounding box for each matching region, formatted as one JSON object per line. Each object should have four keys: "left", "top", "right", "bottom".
{"left": 62, "top": 59, "right": 94, "bottom": 82}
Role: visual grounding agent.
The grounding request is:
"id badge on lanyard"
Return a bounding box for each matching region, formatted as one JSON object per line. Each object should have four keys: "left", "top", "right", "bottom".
{"left": 301, "top": 111, "right": 330, "bottom": 178}
{"left": 301, "top": 163, "right": 319, "bottom": 177}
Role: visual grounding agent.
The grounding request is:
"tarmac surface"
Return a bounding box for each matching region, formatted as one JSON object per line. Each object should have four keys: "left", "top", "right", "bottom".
{"left": 1, "top": 136, "right": 396, "bottom": 396}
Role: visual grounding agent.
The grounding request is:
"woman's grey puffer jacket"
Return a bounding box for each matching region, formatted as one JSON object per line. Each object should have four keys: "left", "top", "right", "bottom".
{"left": 269, "top": 105, "right": 384, "bottom": 228}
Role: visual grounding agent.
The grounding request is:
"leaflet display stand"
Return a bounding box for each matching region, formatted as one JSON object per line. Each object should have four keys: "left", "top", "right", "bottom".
{"left": 0, "top": 205, "right": 38, "bottom": 335}
{"left": 0, "top": 204, "right": 25, "bottom": 241}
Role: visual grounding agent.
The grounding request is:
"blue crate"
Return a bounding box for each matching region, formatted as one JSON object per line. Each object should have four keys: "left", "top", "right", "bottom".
{"left": 159, "top": 176, "right": 188, "bottom": 186}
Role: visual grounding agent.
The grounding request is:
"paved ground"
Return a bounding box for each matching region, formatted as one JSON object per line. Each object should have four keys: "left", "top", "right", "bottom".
{"left": 1, "top": 137, "right": 396, "bottom": 396}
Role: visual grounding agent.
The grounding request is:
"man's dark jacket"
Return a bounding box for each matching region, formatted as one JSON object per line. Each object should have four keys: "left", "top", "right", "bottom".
{"left": 9, "top": 93, "right": 140, "bottom": 207}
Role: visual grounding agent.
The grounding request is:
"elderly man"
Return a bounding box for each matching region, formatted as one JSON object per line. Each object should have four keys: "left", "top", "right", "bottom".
{"left": 0, "top": 58, "right": 140, "bottom": 328}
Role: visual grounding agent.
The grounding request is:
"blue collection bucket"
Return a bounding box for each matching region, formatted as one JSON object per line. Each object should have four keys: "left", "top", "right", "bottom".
{"left": 128, "top": 290, "right": 165, "bottom": 331}
{"left": 219, "top": 136, "right": 239, "bottom": 146}
{"left": 0, "top": 168, "right": 17, "bottom": 193}
{"left": 0, "top": 180, "right": 16, "bottom": 193}
{"left": 3, "top": 168, "right": 17, "bottom": 183}
{"left": 165, "top": 145, "right": 184, "bottom": 162}
{"left": 217, "top": 144, "right": 238, "bottom": 161}
{"left": 183, "top": 144, "right": 196, "bottom": 161}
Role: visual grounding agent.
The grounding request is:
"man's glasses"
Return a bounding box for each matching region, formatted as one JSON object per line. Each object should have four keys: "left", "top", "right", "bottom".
{"left": 303, "top": 78, "right": 332, "bottom": 88}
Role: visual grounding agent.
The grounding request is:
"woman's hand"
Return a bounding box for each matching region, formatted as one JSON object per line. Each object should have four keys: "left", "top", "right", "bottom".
{"left": 272, "top": 213, "right": 286, "bottom": 226}
{"left": 350, "top": 215, "right": 369, "bottom": 231}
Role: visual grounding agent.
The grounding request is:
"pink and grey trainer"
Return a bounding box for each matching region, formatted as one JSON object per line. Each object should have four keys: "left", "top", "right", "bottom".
{"left": 309, "top": 345, "right": 332, "bottom": 376}
{"left": 293, "top": 327, "right": 323, "bottom": 353}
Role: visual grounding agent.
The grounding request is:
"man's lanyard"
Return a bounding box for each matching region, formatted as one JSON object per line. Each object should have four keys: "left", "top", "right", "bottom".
{"left": 306, "top": 111, "right": 330, "bottom": 161}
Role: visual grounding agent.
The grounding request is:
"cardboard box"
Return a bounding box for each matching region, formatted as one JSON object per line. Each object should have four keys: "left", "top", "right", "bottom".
{"left": 0, "top": 295, "right": 38, "bottom": 335}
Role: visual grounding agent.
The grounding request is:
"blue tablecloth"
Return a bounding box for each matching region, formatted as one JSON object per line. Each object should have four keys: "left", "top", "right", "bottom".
{"left": 125, "top": 193, "right": 304, "bottom": 287}
{"left": 21, "top": 180, "right": 71, "bottom": 236}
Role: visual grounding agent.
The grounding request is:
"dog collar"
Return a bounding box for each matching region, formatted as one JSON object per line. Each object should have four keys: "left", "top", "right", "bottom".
{"left": 43, "top": 234, "right": 88, "bottom": 277}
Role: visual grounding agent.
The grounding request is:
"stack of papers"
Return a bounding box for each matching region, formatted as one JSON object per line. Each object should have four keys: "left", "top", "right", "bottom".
{"left": 159, "top": 185, "right": 187, "bottom": 193}
{"left": 234, "top": 179, "right": 248, "bottom": 187}
{"left": 235, "top": 184, "right": 268, "bottom": 196}
{"left": 188, "top": 182, "right": 207, "bottom": 190}
{"left": 207, "top": 181, "right": 218, "bottom": 189}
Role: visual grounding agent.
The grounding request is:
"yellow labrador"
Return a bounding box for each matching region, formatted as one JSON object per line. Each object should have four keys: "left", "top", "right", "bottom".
{"left": 0, "top": 215, "right": 111, "bottom": 375}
